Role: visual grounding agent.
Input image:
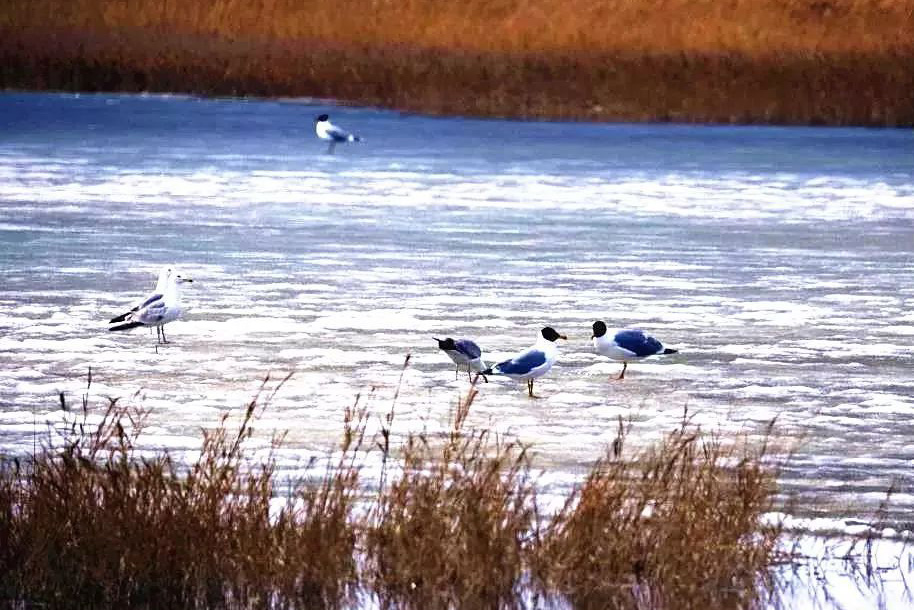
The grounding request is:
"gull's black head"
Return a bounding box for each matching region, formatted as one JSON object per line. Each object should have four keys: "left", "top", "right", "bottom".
{"left": 541, "top": 327, "right": 567, "bottom": 342}
{"left": 315, "top": 114, "right": 329, "bottom": 122}
{"left": 435, "top": 337, "right": 456, "bottom": 350}
{"left": 591, "top": 320, "right": 607, "bottom": 339}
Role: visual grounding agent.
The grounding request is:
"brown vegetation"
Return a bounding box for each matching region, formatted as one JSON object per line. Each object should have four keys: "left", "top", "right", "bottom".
{"left": 533, "top": 416, "right": 781, "bottom": 609}
{"left": 0, "top": 373, "right": 360, "bottom": 609}
{"left": 0, "top": 371, "right": 785, "bottom": 609}
{"left": 0, "top": 0, "right": 911, "bottom": 125}
{"left": 364, "top": 385, "right": 537, "bottom": 609}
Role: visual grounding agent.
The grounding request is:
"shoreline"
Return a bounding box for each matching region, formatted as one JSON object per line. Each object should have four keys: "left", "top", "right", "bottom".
{"left": 4, "top": 88, "right": 910, "bottom": 131}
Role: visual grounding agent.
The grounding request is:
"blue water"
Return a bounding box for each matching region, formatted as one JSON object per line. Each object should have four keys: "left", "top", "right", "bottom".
{"left": 1, "top": 92, "right": 913, "bottom": 530}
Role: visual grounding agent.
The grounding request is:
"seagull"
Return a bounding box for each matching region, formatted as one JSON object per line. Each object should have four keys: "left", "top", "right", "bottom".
{"left": 314, "top": 114, "right": 362, "bottom": 154}
{"left": 591, "top": 320, "right": 678, "bottom": 380}
{"left": 109, "top": 270, "right": 193, "bottom": 344}
{"left": 109, "top": 266, "right": 172, "bottom": 325}
{"left": 435, "top": 337, "right": 488, "bottom": 382}
{"left": 481, "top": 327, "right": 567, "bottom": 398}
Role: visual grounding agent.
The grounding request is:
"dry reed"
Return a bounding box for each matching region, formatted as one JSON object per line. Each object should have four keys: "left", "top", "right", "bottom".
{"left": 0, "top": 372, "right": 361, "bottom": 609}
{"left": 0, "top": 0, "right": 911, "bottom": 125}
{"left": 532, "top": 412, "right": 782, "bottom": 609}
{"left": 0, "top": 371, "right": 787, "bottom": 609}
{"left": 364, "top": 383, "right": 537, "bottom": 609}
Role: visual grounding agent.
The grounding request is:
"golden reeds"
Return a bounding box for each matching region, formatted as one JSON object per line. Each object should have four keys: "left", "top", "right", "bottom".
{"left": 364, "top": 384, "right": 537, "bottom": 609}
{"left": 0, "top": 0, "right": 911, "bottom": 124}
{"left": 0, "top": 373, "right": 360, "bottom": 609}
{"left": 0, "top": 371, "right": 788, "bottom": 609}
{"left": 2, "top": 0, "right": 912, "bottom": 55}
{"left": 533, "top": 413, "right": 782, "bottom": 609}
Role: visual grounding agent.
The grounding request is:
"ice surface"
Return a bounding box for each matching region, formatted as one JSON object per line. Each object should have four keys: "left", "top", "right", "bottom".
{"left": 1, "top": 92, "right": 913, "bottom": 532}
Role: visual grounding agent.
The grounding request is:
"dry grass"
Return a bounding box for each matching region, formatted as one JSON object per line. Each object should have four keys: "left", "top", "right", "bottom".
{"left": 533, "top": 413, "right": 782, "bottom": 609}
{"left": 1, "top": 371, "right": 787, "bottom": 609}
{"left": 0, "top": 373, "right": 361, "bottom": 609}
{"left": 364, "top": 384, "right": 537, "bottom": 609}
{"left": 2, "top": 0, "right": 912, "bottom": 55}
{"left": 0, "top": 0, "right": 912, "bottom": 124}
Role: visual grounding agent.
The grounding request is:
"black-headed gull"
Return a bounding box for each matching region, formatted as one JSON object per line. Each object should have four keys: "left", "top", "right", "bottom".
{"left": 435, "top": 337, "right": 488, "bottom": 382}
{"left": 315, "top": 114, "right": 362, "bottom": 154}
{"left": 591, "top": 320, "right": 677, "bottom": 380}
{"left": 482, "top": 327, "right": 567, "bottom": 398}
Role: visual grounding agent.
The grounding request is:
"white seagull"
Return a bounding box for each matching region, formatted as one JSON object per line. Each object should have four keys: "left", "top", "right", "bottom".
{"left": 482, "top": 327, "right": 567, "bottom": 398}
{"left": 109, "top": 270, "right": 193, "bottom": 344}
{"left": 435, "top": 337, "right": 488, "bottom": 382}
{"left": 109, "top": 266, "right": 172, "bottom": 326}
{"left": 314, "top": 114, "right": 362, "bottom": 154}
{"left": 591, "top": 320, "right": 678, "bottom": 380}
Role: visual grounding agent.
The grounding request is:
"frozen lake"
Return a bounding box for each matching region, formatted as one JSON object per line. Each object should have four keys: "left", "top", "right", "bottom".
{"left": 1, "top": 92, "right": 912, "bottom": 529}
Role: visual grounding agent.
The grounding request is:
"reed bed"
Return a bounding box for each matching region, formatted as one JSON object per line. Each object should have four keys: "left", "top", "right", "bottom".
{"left": 0, "top": 0, "right": 911, "bottom": 125}
{"left": 0, "top": 373, "right": 360, "bottom": 609}
{"left": 1, "top": 371, "right": 786, "bottom": 609}
{"left": 533, "top": 415, "right": 781, "bottom": 609}
{"left": 364, "top": 384, "right": 537, "bottom": 609}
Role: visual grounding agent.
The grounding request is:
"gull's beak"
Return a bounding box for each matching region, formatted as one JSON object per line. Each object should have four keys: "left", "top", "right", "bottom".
{"left": 560, "top": 334, "right": 568, "bottom": 340}
{"left": 181, "top": 278, "right": 194, "bottom": 283}
{"left": 590, "top": 334, "right": 595, "bottom": 340}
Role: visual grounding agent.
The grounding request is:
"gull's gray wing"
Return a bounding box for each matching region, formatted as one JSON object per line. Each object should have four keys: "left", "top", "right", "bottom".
{"left": 495, "top": 349, "right": 546, "bottom": 375}
{"left": 454, "top": 339, "right": 482, "bottom": 359}
{"left": 110, "top": 292, "right": 163, "bottom": 323}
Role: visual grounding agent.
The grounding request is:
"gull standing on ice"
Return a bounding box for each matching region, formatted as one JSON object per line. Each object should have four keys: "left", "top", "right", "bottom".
{"left": 482, "top": 327, "right": 567, "bottom": 398}
{"left": 314, "top": 114, "right": 362, "bottom": 154}
{"left": 109, "top": 265, "right": 172, "bottom": 325}
{"left": 435, "top": 337, "right": 488, "bottom": 382}
{"left": 109, "top": 270, "right": 193, "bottom": 344}
{"left": 591, "top": 320, "right": 677, "bottom": 380}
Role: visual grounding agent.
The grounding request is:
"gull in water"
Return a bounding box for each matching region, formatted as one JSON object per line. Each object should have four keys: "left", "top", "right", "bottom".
{"left": 481, "top": 327, "right": 567, "bottom": 398}
{"left": 435, "top": 337, "right": 488, "bottom": 382}
{"left": 109, "top": 270, "right": 193, "bottom": 344}
{"left": 315, "top": 114, "right": 362, "bottom": 154}
{"left": 109, "top": 265, "right": 172, "bottom": 326}
{"left": 591, "top": 320, "right": 678, "bottom": 380}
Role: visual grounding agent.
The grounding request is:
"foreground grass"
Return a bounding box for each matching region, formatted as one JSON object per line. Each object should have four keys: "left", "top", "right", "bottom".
{"left": 0, "top": 0, "right": 911, "bottom": 125}
{"left": 1, "top": 371, "right": 784, "bottom": 609}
